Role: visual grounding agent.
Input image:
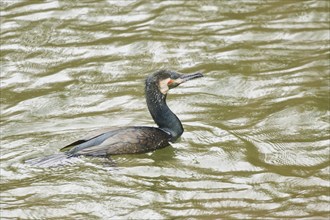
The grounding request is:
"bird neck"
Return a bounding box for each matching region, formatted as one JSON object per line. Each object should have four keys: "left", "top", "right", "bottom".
{"left": 145, "top": 84, "right": 183, "bottom": 141}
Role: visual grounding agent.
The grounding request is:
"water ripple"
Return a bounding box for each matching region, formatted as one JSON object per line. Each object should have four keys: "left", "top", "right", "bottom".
{"left": 1, "top": 0, "right": 329, "bottom": 219}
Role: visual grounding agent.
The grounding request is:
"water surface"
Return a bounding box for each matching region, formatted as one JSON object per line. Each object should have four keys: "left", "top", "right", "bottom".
{"left": 1, "top": 0, "right": 329, "bottom": 219}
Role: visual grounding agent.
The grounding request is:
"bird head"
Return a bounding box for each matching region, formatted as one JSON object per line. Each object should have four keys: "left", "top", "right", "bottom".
{"left": 147, "top": 70, "right": 203, "bottom": 94}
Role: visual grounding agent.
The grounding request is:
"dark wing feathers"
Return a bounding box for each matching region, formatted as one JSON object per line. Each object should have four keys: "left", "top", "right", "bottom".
{"left": 60, "top": 140, "right": 86, "bottom": 152}
{"left": 61, "top": 126, "right": 171, "bottom": 157}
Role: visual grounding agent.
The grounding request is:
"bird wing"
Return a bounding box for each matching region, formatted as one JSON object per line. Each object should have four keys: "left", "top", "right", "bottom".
{"left": 60, "top": 127, "right": 121, "bottom": 152}
{"left": 61, "top": 126, "right": 171, "bottom": 157}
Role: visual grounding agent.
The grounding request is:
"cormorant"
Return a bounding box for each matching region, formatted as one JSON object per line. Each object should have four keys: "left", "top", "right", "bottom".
{"left": 28, "top": 70, "right": 203, "bottom": 166}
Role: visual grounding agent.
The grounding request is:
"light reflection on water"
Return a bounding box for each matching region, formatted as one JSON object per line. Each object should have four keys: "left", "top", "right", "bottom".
{"left": 1, "top": 0, "right": 329, "bottom": 219}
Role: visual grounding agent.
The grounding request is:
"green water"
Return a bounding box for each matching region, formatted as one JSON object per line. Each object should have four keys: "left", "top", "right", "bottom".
{"left": 1, "top": 0, "right": 329, "bottom": 219}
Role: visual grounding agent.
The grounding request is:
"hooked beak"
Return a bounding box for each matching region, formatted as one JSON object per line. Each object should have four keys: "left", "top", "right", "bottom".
{"left": 163, "top": 72, "right": 203, "bottom": 94}
{"left": 178, "top": 72, "right": 204, "bottom": 84}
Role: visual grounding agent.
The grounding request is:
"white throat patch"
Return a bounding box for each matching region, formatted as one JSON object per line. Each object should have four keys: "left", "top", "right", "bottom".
{"left": 159, "top": 78, "right": 171, "bottom": 94}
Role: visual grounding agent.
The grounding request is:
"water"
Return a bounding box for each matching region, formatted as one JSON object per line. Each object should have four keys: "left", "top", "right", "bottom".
{"left": 1, "top": 0, "right": 329, "bottom": 219}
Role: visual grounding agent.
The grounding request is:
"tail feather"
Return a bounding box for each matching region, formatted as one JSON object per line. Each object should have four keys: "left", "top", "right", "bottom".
{"left": 26, "top": 153, "right": 76, "bottom": 168}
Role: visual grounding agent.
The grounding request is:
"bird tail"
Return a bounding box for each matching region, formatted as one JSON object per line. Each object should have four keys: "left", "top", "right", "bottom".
{"left": 26, "top": 153, "right": 75, "bottom": 168}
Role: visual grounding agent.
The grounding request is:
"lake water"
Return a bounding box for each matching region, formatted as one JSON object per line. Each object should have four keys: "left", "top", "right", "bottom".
{"left": 1, "top": 0, "right": 329, "bottom": 219}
